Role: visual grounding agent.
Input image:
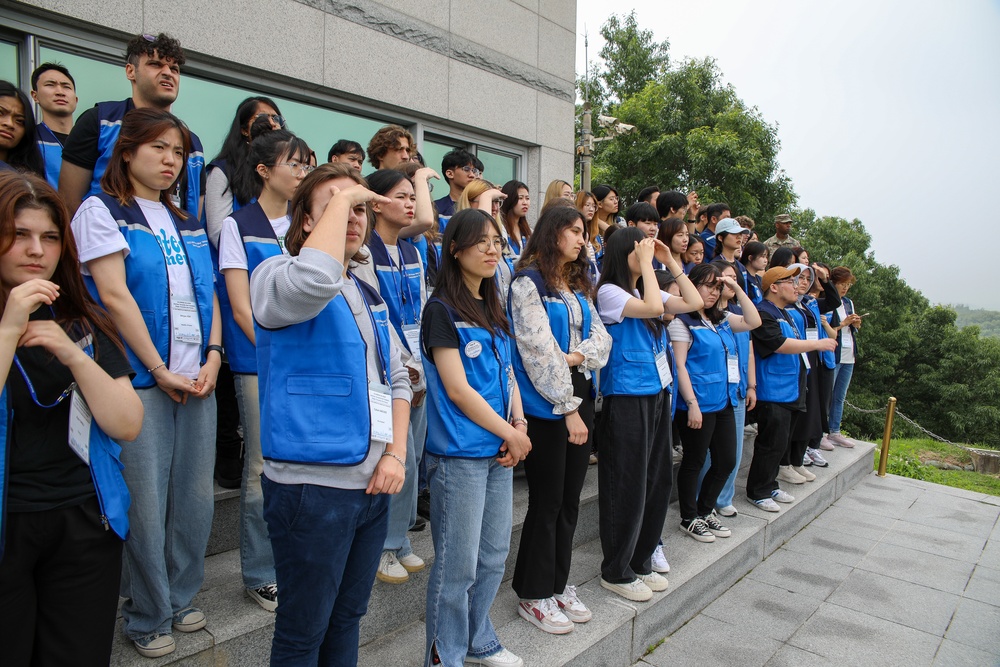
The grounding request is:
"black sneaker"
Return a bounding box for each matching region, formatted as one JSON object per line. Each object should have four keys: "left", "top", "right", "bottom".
{"left": 680, "top": 518, "right": 716, "bottom": 543}
{"left": 248, "top": 583, "right": 278, "bottom": 612}
{"left": 417, "top": 489, "right": 431, "bottom": 520}
{"left": 409, "top": 516, "right": 427, "bottom": 532}
{"left": 700, "top": 510, "right": 732, "bottom": 538}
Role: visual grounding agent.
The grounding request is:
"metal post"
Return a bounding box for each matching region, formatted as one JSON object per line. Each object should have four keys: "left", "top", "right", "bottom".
{"left": 877, "top": 397, "right": 897, "bottom": 477}
{"left": 581, "top": 102, "right": 593, "bottom": 193}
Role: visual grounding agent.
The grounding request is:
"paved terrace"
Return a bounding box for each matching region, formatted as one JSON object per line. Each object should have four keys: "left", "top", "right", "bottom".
{"left": 638, "top": 473, "right": 1000, "bottom": 667}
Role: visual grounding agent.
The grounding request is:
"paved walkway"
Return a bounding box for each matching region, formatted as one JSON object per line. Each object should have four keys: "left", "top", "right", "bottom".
{"left": 637, "top": 473, "right": 1000, "bottom": 667}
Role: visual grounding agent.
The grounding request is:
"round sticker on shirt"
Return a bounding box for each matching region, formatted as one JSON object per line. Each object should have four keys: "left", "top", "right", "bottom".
{"left": 464, "top": 340, "right": 482, "bottom": 358}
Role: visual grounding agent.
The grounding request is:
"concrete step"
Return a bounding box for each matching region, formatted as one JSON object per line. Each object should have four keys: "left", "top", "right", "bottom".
{"left": 110, "top": 434, "right": 876, "bottom": 666}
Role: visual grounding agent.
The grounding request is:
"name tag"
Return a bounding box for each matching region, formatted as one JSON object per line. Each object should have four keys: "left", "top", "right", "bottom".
{"left": 506, "top": 366, "right": 515, "bottom": 420}
{"left": 369, "top": 382, "right": 394, "bottom": 444}
{"left": 801, "top": 352, "right": 811, "bottom": 370}
{"left": 727, "top": 354, "right": 740, "bottom": 384}
{"left": 171, "top": 295, "right": 202, "bottom": 344}
{"left": 402, "top": 324, "right": 422, "bottom": 363}
{"left": 806, "top": 327, "right": 818, "bottom": 341}
{"left": 655, "top": 350, "right": 672, "bottom": 389}
{"left": 68, "top": 388, "right": 92, "bottom": 464}
{"left": 842, "top": 332, "right": 854, "bottom": 349}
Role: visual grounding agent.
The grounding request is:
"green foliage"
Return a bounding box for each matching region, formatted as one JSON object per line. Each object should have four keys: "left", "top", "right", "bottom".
{"left": 876, "top": 439, "right": 1000, "bottom": 495}
{"left": 597, "top": 11, "right": 669, "bottom": 104}
{"left": 952, "top": 304, "right": 1000, "bottom": 339}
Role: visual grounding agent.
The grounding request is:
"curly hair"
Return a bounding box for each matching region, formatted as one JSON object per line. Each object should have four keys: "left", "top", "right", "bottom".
{"left": 366, "top": 125, "right": 414, "bottom": 169}
{"left": 125, "top": 33, "right": 185, "bottom": 67}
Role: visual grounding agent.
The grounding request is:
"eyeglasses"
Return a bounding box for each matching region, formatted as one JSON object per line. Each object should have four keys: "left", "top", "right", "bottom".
{"left": 702, "top": 283, "right": 722, "bottom": 293}
{"left": 476, "top": 238, "right": 506, "bottom": 253}
{"left": 775, "top": 276, "right": 801, "bottom": 286}
{"left": 254, "top": 113, "right": 287, "bottom": 128}
{"left": 275, "top": 161, "right": 314, "bottom": 175}
{"left": 460, "top": 165, "right": 482, "bottom": 177}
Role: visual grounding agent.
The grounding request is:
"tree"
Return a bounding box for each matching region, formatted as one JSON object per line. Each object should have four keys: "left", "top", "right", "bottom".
{"left": 597, "top": 12, "right": 669, "bottom": 104}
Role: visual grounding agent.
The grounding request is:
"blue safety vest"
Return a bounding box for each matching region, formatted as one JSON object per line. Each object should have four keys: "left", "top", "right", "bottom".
{"left": 509, "top": 269, "right": 592, "bottom": 419}
{"left": 599, "top": 292, "right": 670, "bottom": 397}
{"left": 88, "top": 100, "right": 204, "bottom": 217}
{"left": 256, "top": 276, "right": 393, "bottom": 465}
{"left": 219, "top": 201, "right": 285, "bottom": 374}
{"left": 754, "top": 300, "right": 803, "bottom": 404}
{"left": 83, "top": 193, "right": 214, "bottom": 388}
{"left": 36, "top": 123, "right": 64, "bottom": 187}
{"left": 368, "top": 231, "right": 424, "bottom": 351}
{"left": 675, "top": 312, "right": 738, "bottom": 412}
{"left": 802, "top": 296, "right": 836, "bottom": 369}
{"left": 422, "top": 298, "right": 513, "bottom": 458}
{"left": 728, "top": 303, "right": 752, "bottom": 399}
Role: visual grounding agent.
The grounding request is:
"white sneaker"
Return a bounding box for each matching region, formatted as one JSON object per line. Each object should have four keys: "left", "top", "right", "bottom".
{"left": 637, "top": 571, "right": 668, "bottom": 592}
{"left": 792, "top": 465, "right": 816, "bottom": 482}
{"left": 772, "top": 489, "right": 796, "bottom": 503}
{"left": 600, "top": 577, "right": 653, "bottom": 602}
{"left": 376, "top": 550, "right": 409, "bottom": 584}
{"left": 717, "top": 505, "right": 738, "bottom": 517}
{"left": 651, "top": 544, "right": 671, "bottom": 573}
{"left": 750, "top": 497, "right": 781, "bottom": 512}
{"left": 777, "top": 465, "right": 807, "bottom": 484}
{"left": 466, "top": 647, "right": 524, "bottom": 666}
{"left": 806, "top": 448, "right": 829, "bottom": 467}
{"left": 518, "top": 597, "right": 574, "bottom": 634}
{"left": 801, "top": 451, "right": 814, "bottom": 466}
{"left": 397, "top": 552, "right": 425, "bottom": 572}
{"left": 554, "top": 585, "right": 592, "bottom": 622}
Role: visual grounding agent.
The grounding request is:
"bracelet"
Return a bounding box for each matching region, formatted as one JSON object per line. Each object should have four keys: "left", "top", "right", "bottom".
{"left": 685, "top": 397, "right": 698, "bottom": 405}
{"left": 510, "top": 417, "right": 528, "bottom": 428}
{"left": 147, "top": 362, "right": 165, "bottom": 374}
{"left": 206, "top": 344, "right": 224, "bottom": 358}
{"left": 382, "top": 451, "right": 405, "bottom": 469}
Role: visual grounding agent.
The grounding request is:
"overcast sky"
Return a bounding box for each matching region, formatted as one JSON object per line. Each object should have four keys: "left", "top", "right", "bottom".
{"left": 576, "top": 0, "right": 1000, "bottom": 310}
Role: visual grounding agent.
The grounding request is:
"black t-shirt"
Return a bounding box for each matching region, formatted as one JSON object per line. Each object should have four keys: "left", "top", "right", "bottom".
{"left": 421, "top": 299, "right": 491, "bottom": 363}
{"left": 751, "top": 308, "right": 807, "bottom": 412}
{"left": 7, "top": 311, "right": 134, "bottom": 512}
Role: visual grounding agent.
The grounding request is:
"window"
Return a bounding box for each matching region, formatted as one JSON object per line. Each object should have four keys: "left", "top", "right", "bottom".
{"left": 477, "top": 147, "right": 516, "bottom": 186}
{"left": 1, "top": 41, "right": 19, "bottom": 84}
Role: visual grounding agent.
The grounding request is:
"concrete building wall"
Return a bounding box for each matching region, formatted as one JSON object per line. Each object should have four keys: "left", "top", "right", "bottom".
{"left": 7, "top": 0, "right": 577, "bottom": 197}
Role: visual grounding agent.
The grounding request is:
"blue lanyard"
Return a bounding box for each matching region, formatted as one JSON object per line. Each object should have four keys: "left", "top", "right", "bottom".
{"left": 13, "top": 356, "right": 76, "bottom": 408}
{"left": 350, "top": 272, "right": 389, "bottom": 385}
{"left": 374, "top": 231, "right": 418, "bottom": 324}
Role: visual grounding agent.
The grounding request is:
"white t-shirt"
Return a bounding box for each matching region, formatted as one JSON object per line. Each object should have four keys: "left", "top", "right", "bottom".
{"left": 72, "top": 195, "right": 202, "bottom": 379}
{"left": 667, "top": 312, "right": 743, "bottom": 348}
{"left": 596, "top": 283, "right": 671, "bottom": 325}
{"left": 218, "top": 213, "right": 291, "bottom": 271}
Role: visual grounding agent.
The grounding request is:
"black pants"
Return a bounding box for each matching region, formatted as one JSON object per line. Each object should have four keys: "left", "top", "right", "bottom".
{"left": 747, "top": 402, "right": 800, "bottom": 500}
{"left": 677, "top": 404, "right": 737, "bottom": 520}
{"left": 786, "top": 364, "right": 823, "bottom": 466}
{"left": 0, "top": 496, "right": 123, "bottom": 667}
{"left": 512, "top": 372, "right": 594, "bottom": 599}
{"left": 596, "top": 390, "right": 673, "bottom": 584}
{"left": 215, "top": 361, "right": 243, "bottom": 457}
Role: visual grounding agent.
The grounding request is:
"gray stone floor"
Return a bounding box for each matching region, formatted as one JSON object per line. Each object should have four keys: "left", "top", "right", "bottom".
{"left": 638, "top": 474, "right": 1000, "bottom": 667}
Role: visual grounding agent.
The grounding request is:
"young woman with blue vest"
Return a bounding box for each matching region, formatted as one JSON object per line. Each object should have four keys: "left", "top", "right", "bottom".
{"left": 672, "top": 264, "right": 760, "bottom": 543}
{"left": 826, "top": 266, "right": 861, "bottom": 448}
{"left": 394, "top": 161, "right": 442, "bottom": 291}
{"left": 420, "top": 207, "right": 531, "bottom": 667}
{"left": 594, "top": 228, "right": 703, "bottom": 601}
{"left": 0, "top": 172, "right": 142, "bottom": 666}
{"left": 508, "top": 205, "right": 611, "bottom": 633}
{"left": 0, "top": 81, "right": 45, "bottom": 177}
{"left": 354, "top": 168, "right": 430, "bottom": 585}
{"left": 799, "top": 262, "right": 839, "bottom": 467}
{"left": 70, "top": 108, "right": 221, "bottom": 658}
{"left": 217, "top": 129, "right": 311, "bottom": 613}
{"left": 249, "top": 162, "right": 410, "bottom": 665}
{"left": 500, "top": 180, "right": 532, "bottom": 262}
{"left": 779, "top": 264, "right": 840, "bottom": 484}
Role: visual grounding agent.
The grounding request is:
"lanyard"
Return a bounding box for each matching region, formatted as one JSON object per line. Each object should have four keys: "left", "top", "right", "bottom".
{"left": 13, "top": 356, "right": 76, "bottom": 408}
{"left": 487, "top": 332, "right": 513, "bottom": 420}
{"left": 374, "top": 231, "right": 418, "bottom": 324}
{"left": 558, "top": 291, "right": 579, "bottom": 349}
{"left": 349, "top": 272, "right": 389, "bottom": 385}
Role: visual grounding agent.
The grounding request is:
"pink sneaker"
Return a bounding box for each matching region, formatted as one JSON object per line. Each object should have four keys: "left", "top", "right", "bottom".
{"left": 828, "top": 433, "right": 855, "bottom": 448}
{"left": 819, "top": 435, "right": 835, "bottom": 451}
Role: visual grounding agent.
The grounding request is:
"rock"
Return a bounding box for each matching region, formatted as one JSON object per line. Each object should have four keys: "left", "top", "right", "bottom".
{"left": 968, "top": 448, "right": 1000, "bottom": 475}
{"left": 926, "top": 460, "right": 946, "bottom": 469}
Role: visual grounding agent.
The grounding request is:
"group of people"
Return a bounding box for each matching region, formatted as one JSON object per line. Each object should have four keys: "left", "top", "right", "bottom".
{"left": 0, "top": 30, "right": 862, "bottom": 667}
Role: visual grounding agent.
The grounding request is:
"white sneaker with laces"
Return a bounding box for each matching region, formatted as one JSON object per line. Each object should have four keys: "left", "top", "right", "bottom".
{"left": 750, "top": 497, "right": 781, "bottom": 512}
{"left": 554, "top": 585, "right": 592, "bottom": 622}
{"left": 792, "top": 465, "right": 816, "bottom": 482}
{"left": 466, "top": 647, "right": 524, "bottom": 666}
{"left": 651, "top": 544, "right": 671, "bottom": 573}
{"left": 518, "top": 597, "right": 574, "bottom": 634}
{"left": 397, "top": 552, "right": 425, "bottom": 572}
{"left": 717, "top": 505, "right": 738, "bottom": 517}
{"left": 376, "top": 550, "right": 408, "bottom": 584}
{"left": 637, "top": 571, "right": 668, "bottom": 592}
{"left": 600, "top": 577, "right": 653, "bottom": 602}
{"left": 806, "top": 447, "right": 829, "bottom": 467}
{"left": 777, "top": 465, "right": 807, "bottom": 484}
{"left": 772, "top": 489, "right": 796, "bottom": 503}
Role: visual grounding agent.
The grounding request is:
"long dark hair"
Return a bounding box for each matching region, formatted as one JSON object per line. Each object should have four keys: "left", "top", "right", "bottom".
{"left": 657, "top": 216, "right": 688, "bottom": 252}
{"left": 0, "top": 81, "right": 44, "bottom": 176}
{"left": 597, "top": 226, "right": 661, "bottom": 334}
{"left": 499, "top": 180, "right": 531, "bottom": 242}
{"left": 248, "top": 129, "right": 310, "bottom": 198}
{"left": 101, "top": 108, "right": 191, "bottom": 220}
{"left": 516, "top": 205, "right": 592, "bottom": 297}
{"left": 213, "top": 96, "right": 284, "bottom": 207}
{"left": 0, "top": 171, "right": 123, "bottom": 354}
{"left": 435, "top": 209, "right": 511, "bottom": 337}
{"left": 688, "top": 263, "right": 726, "bottom": 324}
{"left": 768, "top": 246, "right": 795, "bottom": 269}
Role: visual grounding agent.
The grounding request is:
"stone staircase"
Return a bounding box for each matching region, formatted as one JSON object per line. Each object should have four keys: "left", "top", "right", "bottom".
{"left": 109, "top": 435, "right": 876, "bottom": 666}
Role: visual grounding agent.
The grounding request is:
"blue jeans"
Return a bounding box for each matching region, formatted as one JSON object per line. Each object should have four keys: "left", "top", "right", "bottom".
{"left": 698, "top": 398, "right": 746, "bottom": 509}
{"left": 120, "top": 388, "right": 216, "bottom": 640}
{"left": 384, "top": 399, "right": 427, "bottom": 557}
{"left": 233, "top": 373, "right": 276, "bottom": 590}
{"left": 424, "top": 454, "right": 512, "bottom": 667}
{"left": 263, "top": 477, "right": 389, "bottom": 666}
{"left": 828, "top": 363, "right": 855, "bottom": 433}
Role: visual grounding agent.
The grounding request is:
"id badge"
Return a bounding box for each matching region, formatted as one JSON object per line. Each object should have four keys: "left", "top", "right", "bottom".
{"left": 655, "top": 349, "right": 672, "bottom": 389}
{"left": 369, "top": 382, "right": 394, "bottom": 444}
{"left": 806, "top": 327, "right": 818, "bottom": 341}
{"left": 505, "top": 366, "right": 515, "bottom": 420}
{"left": 801, "top": 352, "right": 811, "bottom": 370}
{"left": 402, "top": 324, "right": 422, "bottom": 363}
{"left": 68, "top": 388, "right": 92, "bottom": 464}
{"left": 171, "top": 295, "right": 202, "bottom": 344}
{"left": 727, "top": 354, "right": 740, "bottom": 384}
{"left": 842, "top": 332, "right": 854, "bottom": 349}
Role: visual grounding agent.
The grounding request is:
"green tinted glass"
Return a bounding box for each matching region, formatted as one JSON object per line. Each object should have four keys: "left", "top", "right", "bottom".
{"left": 0, "top": 41, "right": 18, "bottom": 85}
{"left": 477, "top": 148, "right": 516, "bottom": 186}
{"left": 421, "top": 137, "right": 465, "bottom": 181}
